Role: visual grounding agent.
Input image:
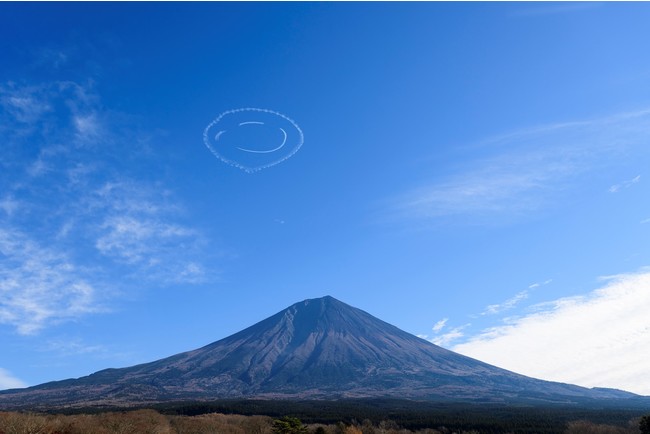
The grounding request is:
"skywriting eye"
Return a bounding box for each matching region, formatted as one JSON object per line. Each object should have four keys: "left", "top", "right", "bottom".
{"left": 203, "top": 108, "right": 303, "bottom": 173}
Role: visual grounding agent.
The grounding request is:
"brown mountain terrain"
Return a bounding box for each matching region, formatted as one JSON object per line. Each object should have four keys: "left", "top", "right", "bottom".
{"left": 0, "top": 296, "right": 643, "bottom": 409}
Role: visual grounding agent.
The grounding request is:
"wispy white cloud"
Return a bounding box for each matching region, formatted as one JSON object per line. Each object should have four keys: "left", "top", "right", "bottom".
{"left": 59, "top": 81, "right": 106, "bottom": 148}
{"left": 0, "top": 368, "right": 26, "bottom": 390}
{"left": 432, "top": 318, "right": 448, "bottom": 333}
{"left": 90, "top": 181, "right": 208, "bottom": 284}
{"left": 0, "top": 84, "right": 52, "bottom": 125}
{"left": 528, "top": 279, "right": 552, "bottom": 289}
{"left": 0, "top": 80, "right": 105, "bottom": 153}
{"left": 96, "top": 216, "right": 193, "bottom": 264}
{"left": 0, "top": 196, "right": 20, "bottom": 216}
{"left": 0, "top": 229, "right": 101, "bottom": 335}
{"left": 36, "top": 337, "right": 137, "bottom": 365}
{"left": 482, "top": 290, "right": 529, "bottom": 316}
{"left": 480, "top": 280, "right": 553, "bottom": 316}
{"left": 34, "top": 48, "right": 69, "bottom": 69}
{"left": 0, "top": 81, "right": 110, "bottom": 336}
{"left": 431, "top": 324, "right": 469, "bottom": 347}
{"left": 641, "top": 218, "right": 650, "bottom": 224}
{"left": 0, "top": 78, "right": 213, "bottom": 335}
{"left": 176, "top": 262, "right": 206, "bottom": 284}
{"left": 420, "top": 318, "right": 470, "bottom": 347}
{"left": 608, "top": 175, "right": 641, "bottom": 193}
{"left": 453, "top": 268, "right": 650, "bottom": 395}
{"left": 398, "top": 162, "right": 554, "bottom": 219}
{"left": 65, "top": 162, "right": 97, "bottom": 187}
{"left": 42, "top": 338, "right": 108, "bottom": 357}
{"left": 426, "top": 318, "right": 466, "bottom": 347}
{"left": 429, "top": 280, "right": 554, "bottom": 346}
{"left": 73, "top": 113, "right": 102, "bottom": 142}
{"left": 395, "top": 109, "right": 650, "bottom": 222}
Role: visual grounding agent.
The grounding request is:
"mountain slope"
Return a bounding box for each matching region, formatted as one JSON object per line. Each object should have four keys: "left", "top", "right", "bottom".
{"left": 0, "top": 296, "right": 641, "bottom": 409}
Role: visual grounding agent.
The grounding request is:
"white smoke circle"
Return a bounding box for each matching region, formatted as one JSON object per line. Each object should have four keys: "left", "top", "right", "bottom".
{"left": 203, "top": 108, "right": 304, "bottom": 173}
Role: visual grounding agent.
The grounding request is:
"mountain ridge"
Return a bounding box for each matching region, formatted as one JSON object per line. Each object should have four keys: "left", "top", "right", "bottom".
{"left": 0, "top": 296, "right": 644, "bottom": 409}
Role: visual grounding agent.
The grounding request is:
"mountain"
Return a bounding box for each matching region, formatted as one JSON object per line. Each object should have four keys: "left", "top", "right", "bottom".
{"left": 0, "top": 296, "right": 643, "bottom": 409}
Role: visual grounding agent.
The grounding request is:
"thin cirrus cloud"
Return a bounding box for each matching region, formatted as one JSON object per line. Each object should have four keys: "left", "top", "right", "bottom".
{"left": 0, "top": 83, "right": 52, "bottom": 126}
{"left": 90, "top": 181, "right": 208, "bottom": 284}
{"left": 428, "top": 280, "right": 554, "bottom": 347}
{"left": 528, "top": 279, "right": 553, "bottom": 289}
{"left": 395, "top": 109, "right": 650, "bottom": 222}
{"left": 0, "top": 81, "right": 100, "bottom": 145}
{"left": 0, "top": 368, "right": 26, "bottom": 390}
{"left": 481, "top": 290, "right": 529, "bottom": 316}
{"left": 0, "top": 79, "right": 211, "bottom": 334}
{"left": 0, "top": 229, "right": 100, "bottom": 335}
{"left": 96, "top": 215, "right": 193, "bottom": 264}
{"left": 431, "top": 324, "right": 470, "bottom": 347}
{"left": 608, "top": 175, "right": 640, "bottom": 193}
{"left": 481, "top": 279, "right": 552, "bottom": 316}
{"left": 423, "top": 317, "right": 471, "bottom": 347}
{"left": 0, "top": 196, "right": 20, "bottom": 216}
{"left": 452, "top": 268, "right": 650, "bottom": 395}
{"left": 432, "top": 318, "right": 448, "bottom": 333}
{"left": 418, "top": 318, "right": 466, "bottom": 346}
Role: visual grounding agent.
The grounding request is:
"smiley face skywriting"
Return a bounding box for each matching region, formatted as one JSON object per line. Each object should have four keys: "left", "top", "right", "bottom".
{"left": 203, "top": 108, "right": 304, "bottom": 173}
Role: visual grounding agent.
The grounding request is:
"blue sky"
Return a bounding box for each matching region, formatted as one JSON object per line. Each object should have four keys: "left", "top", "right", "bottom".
{"left": 1, "top": 3, "right": 650, "bottom": 395}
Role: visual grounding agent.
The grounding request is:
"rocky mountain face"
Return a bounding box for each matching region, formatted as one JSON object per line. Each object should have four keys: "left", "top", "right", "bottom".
{"left": 0, "top": 296, "right": 642, "bottom": 409}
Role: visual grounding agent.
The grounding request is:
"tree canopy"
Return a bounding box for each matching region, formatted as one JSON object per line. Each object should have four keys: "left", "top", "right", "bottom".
{"left": 640, "top": 415, "right": 650, "bottom": 434}
{"left": 272, "top": 416, "right": 308, "bottom": 434}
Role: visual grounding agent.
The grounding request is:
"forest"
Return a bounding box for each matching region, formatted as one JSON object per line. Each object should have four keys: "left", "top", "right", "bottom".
{"left": 1, "top": 399, "right": 649, "bottom": 434}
